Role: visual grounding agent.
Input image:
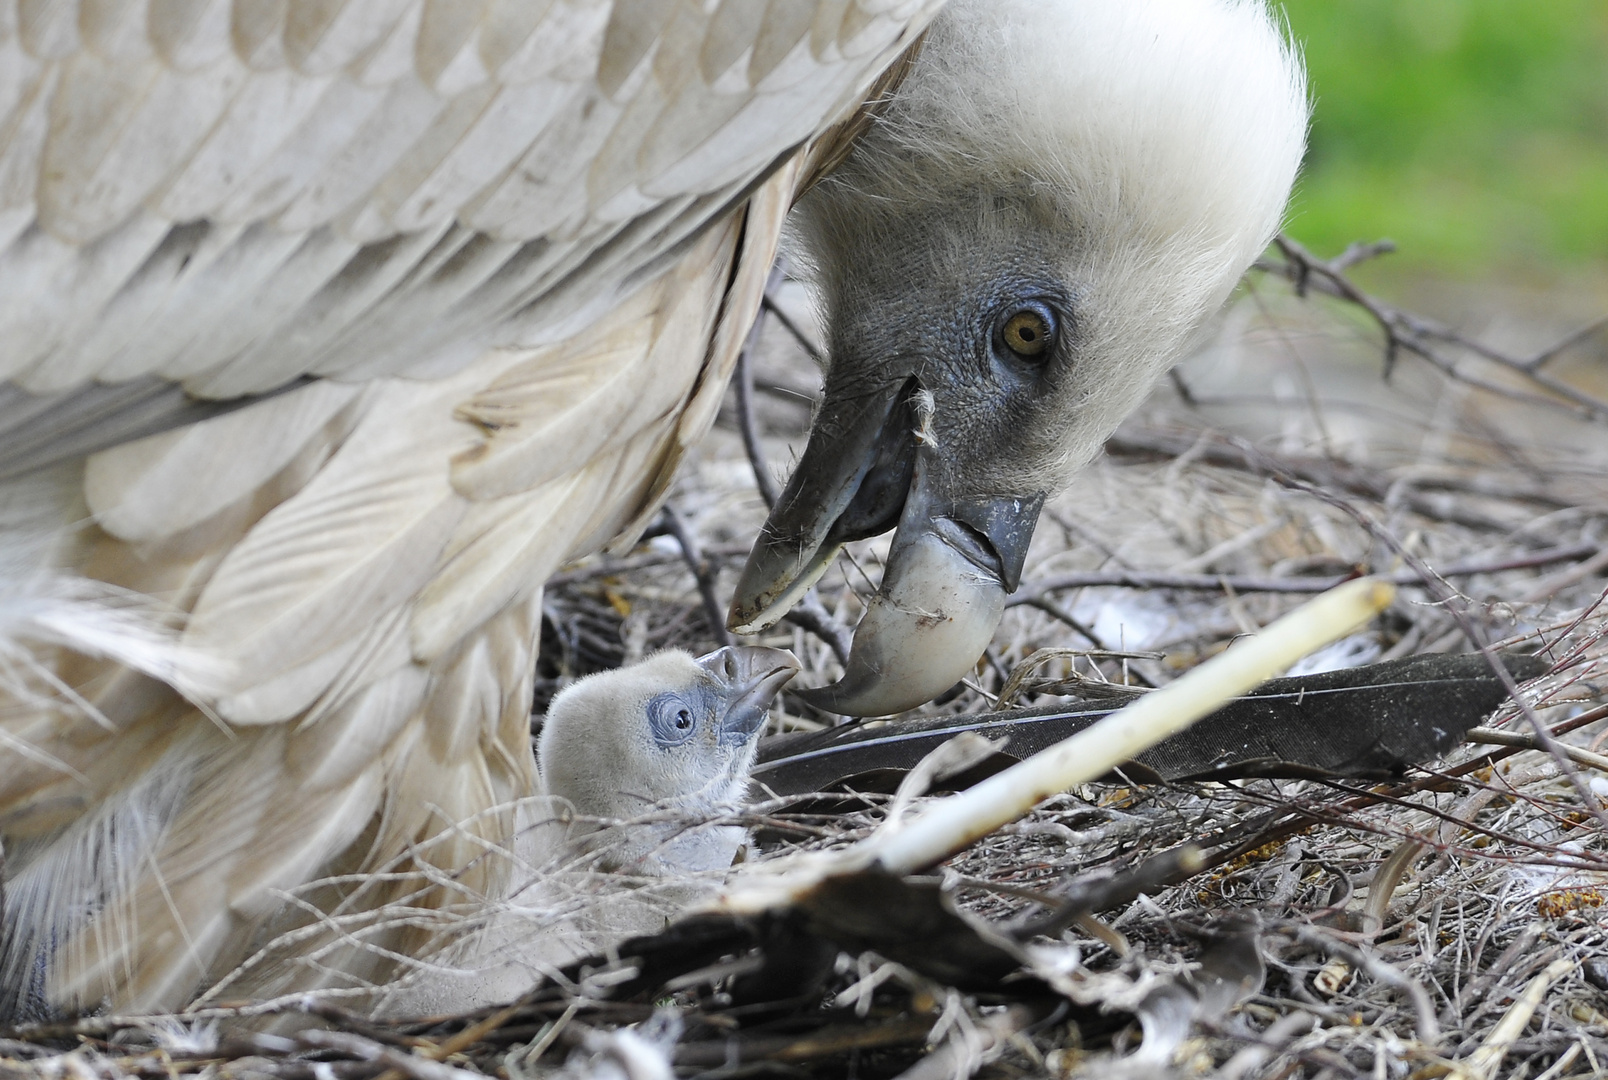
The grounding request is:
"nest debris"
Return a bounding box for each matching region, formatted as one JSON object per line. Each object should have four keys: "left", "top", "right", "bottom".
{"left": 6, "top": 243, "right": 1608, "bottom": 1078}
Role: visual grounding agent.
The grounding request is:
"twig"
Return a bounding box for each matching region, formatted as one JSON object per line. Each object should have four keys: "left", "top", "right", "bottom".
{"left": 1012, "top": 845, "right": 1205, "bottom": 940}
{"left": 737, "top": 264, "right": 786, "bottom": 508}
{"left": 298, "top": 1030, "right": 482, "bottom": 1080}
{"left": 1106, "top": 427, "right": 1580, "bottom": 518}
{"left": 1464, "top": 726, "right": 1608, "bottom": 773}
{"left": 653, "top": 505, "right": 733, "bottom": 648}
{"left": 1179, "top": 706, "right": 1608, "bottom": 884}
{"left": 1018, "top": 596, "right": 1110, "bottom": 647}
{"left": 782, "top": 593, "right": 853, "bottom": 665}
{"left": 1250, "top": 451, "right": 1608, "bottom": 838}
{"left": 1009, "top": 541, "right": 1599, "bottom": 599}
{"left": 1259, "top": 235, "right": 1608, "bottom": 421}
{"left": 1290, "top": 926, "right": 1441, "bottom": 1046}
{"left": 761, "top": 293, "right": 825, "bottom": 366}
{"left": 1446, "top": 957, "right": 1575, "bottom": 1080}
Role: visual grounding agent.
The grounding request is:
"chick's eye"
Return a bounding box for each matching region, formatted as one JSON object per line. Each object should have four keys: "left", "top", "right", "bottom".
{"left": 1000, "top": 308, "right": 1054, "bottom": 359}
{"left": 647, "top": 692, "right": 702, "bottom": 747}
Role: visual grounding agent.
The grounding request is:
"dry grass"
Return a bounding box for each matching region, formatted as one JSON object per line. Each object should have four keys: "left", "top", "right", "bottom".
{"left": 5, "top": 255, "right": 1608, "bottom": 1077}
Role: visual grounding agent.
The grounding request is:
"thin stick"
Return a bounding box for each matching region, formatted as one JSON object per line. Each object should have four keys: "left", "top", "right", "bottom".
{"left": 656, "top": 506, "right": 733, "bottom": 648}
{"left": 1446, "top": 957, "right": 1574, "bottom": 1080}
{"left": 1465, "top": 726, "right": 1608, "bottom": 773}
{"left": 1176, "top": 706, "right": 1608, "bottom": 885}
{"left": 1256, "top": 457, "right": 1608, "bottom": 837}
{"left": 761, "top": 293, "right": 825, "bottom": 366}
{"left": 1010, "top": 542, "right": 1598, "bottom": 600}
{"left": 736, "top": 264, "right": 785, "bottom": 508}
{"left": 1261, "top": 234, "right": 1608, "bottom": 422}
{"left": 782, "top": 594, "right": 853, "bottom": 664}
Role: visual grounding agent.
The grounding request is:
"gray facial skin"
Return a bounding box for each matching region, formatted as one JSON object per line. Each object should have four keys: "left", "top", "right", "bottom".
{"left": 736, "top": 203, "right": 1067, "bottom": 713}
{"left": 727, "top": 0, "right": 1306, "bottom": 716}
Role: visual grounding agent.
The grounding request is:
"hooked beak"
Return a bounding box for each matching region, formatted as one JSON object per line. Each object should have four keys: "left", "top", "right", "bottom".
{"left": 729, "top": 381, "right": 1044, "bottom": 717}
{"left": 699, "top": 645, "right": 801, "bottom": 744}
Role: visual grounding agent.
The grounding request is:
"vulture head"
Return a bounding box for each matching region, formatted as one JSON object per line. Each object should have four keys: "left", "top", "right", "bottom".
{"left": 730, "top": 0, "right": 1308, "bottom": 715}
{"left": 537, "top": 646, "right": 799, "bottom": 873}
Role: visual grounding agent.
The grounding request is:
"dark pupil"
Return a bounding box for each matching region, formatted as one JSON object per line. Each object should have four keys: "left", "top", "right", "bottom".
{"left": 1018, "top": 324, "right": 1037, "bottom": 342}
{"left": 676, "top": 710, "right": 692, "bottom": 728}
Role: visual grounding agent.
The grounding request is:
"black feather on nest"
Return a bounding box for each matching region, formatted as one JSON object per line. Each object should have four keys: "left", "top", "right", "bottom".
{"left": 752, "top": 652, "right": 1546, "bottom": 797}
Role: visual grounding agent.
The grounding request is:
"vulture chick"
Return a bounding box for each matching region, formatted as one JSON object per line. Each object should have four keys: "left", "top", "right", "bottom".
{"left": 381, "top": 645, "right": 798, "bottom": 1017}
{"left": 731, "top": 0, "right": 1309, "bottom": 714}
{"left": 537, "top": 645, "right": 800, "bottom": 875}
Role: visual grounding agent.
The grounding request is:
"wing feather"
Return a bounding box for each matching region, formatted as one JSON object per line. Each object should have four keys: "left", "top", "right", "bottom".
{"left": 0, "top": 0, "right": 938, "bottom": 428}
{"left": 699, "top": 0, "right": 762, "bottom": 84}
{"left": 284, "top": 0, "right": 415, "bottom": 76}
{"left": 595, "top": 0, "right": 675, "bottom": 99}
{"left": 752, "top": 0, "right": 815, "bottom": 84}
{"left": 176, "top": 374, "right": 483, "bottom": 699}
{"left": 0, "top": 0, "right": 941, "bottom": 1016}
{"left": 162, "top": 226, "right": 360, "bottom": 392}
{"left": 83, "top": 378, "right": 360, "bottom": 541}
{"left": 478, "top": 0, "right": 596, "bottom": 83}
{"left": 150, "top": 0, "right": 237, "bottom": 71}
{"left": 377, "top": 78, "right": 576, "bottom": 233}
{"left": 445, "top": 225, "right": 722, "bottom": 501}
{"left": 271, "top": 76, "right": 448, "bottom": 235}
{"left": 154, "top": 67, "right": 340, "bottom": 222}
{"left": 39, "top": 51, "right": 242, "bottom": 245}
{"left": 0, "top": 215, "right": 171, "bottom": 387}
{"left": 414, "top": 0, "right": 488, "bottom": 90}
{"left": 286, "top": 661, "right": 429, "bottom": 790}
{"left": 97, "top": 222, "right": 307, "bottom": 381}
{"left": 17, "top": 0, "right": 82, "bottom": 60}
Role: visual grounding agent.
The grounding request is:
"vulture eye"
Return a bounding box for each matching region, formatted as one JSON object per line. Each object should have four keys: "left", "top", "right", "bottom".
{"left": 1000, "top": 308, "right": 1055, "bottom": 359}
{"left": 647, "top": 691, "right": 704, "bottom": 747}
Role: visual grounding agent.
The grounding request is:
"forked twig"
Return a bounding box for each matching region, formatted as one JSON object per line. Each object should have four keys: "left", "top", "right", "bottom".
{"left": 1258, "top": 235, "right": 1608, "bottom": 420}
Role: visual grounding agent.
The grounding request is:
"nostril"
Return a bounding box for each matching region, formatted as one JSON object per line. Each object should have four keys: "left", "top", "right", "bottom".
{"left": 932, "top": 515, "right": 1003, "bottom": 579}
{"left": 724, "top": 653, "right": 740, "bottom": 679}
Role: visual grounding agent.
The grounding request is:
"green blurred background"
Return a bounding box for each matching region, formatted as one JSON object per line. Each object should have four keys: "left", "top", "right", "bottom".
{"left": 1279, "top": 0, "right": 1608, "bottom": 282}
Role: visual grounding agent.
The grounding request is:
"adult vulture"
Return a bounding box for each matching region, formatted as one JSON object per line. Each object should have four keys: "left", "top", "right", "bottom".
{"left": 0, "top": 0, "right": 1306, "bottom": 1016}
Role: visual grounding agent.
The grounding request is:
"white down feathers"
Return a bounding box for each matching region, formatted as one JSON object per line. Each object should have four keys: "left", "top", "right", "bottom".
{"left": 380, "top": 651, "right": 770, "bottom": 1018}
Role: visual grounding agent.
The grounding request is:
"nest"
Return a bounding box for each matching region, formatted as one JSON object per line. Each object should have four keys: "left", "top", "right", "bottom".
{"left": 6, "top": 244, "right": 1608, "bottom": 1078}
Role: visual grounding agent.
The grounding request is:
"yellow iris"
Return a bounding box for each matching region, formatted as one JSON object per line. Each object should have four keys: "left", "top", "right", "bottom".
{"left": 1002, "top": 310, "right": 1052, "bottom": 357}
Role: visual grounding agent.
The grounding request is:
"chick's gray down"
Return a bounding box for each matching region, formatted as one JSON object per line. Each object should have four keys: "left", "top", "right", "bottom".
{"left": 538, "top": 646, "right": 800, "bottom": 875}
{"left": 379, "top": 646, "right": 797, "bottom": 1017}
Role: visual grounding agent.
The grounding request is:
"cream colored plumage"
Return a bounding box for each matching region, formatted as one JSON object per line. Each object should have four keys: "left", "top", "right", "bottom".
{"left": 0, "top": 0, "right": 1308, "bottom": 1021}
{"left": 0, "top": 0, "right": 935, "bottom": 1019}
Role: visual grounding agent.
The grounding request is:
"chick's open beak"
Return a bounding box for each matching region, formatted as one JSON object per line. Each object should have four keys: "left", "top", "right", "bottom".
{"left": 699, "top": 645, "right": 801, "bottom": 744}
{"left": 729, "top": 381, "right": 1044, "bottom": 717}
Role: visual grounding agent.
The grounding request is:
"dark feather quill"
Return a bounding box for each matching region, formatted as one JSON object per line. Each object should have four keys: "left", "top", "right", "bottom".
{"left": 754, "top": 652, "right": 1547, "bottom": 797}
